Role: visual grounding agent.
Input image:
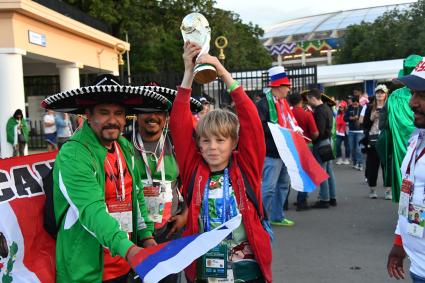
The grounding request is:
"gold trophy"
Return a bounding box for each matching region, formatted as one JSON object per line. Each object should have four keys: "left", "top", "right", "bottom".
{"left": 181, "top": 13, "right": 217, "bottom": 84}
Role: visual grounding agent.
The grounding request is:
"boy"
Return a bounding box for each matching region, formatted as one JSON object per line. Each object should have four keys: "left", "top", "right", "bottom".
{"left": 169, "top": 42, "right": 272, "bottom": 282}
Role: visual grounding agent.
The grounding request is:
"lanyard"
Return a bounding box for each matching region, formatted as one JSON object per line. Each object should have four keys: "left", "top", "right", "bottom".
{"left": 136, "top": 133, "right": 166, "bottom": 183}
{"left": 203, "top": 168, "right": 229, "bottom": 232}
{"left": 105, "top": 142, "right": 126, "bottom": 201}
{"left": 405, "top": 136, "right": 425, "bottom": 178}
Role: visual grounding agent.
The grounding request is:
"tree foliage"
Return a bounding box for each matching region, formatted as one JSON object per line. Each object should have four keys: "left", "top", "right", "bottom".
{"left": 64, "top": 0, "right": 271, "bottom": 73}
{"left": 335, "top": 0, "right": 425, "bottom": 64}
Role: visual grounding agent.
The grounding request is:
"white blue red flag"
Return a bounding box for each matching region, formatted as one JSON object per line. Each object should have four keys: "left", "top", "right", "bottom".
{"left": 130, "top": 214, "right": 242, "bottom": 283}
{"left": 268, "top": 123, "right": 328, "bottom": 192}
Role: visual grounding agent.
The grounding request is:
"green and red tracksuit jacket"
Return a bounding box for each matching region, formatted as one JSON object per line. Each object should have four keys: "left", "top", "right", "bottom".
{"left": 53, "top": 121, "right": 153, "bottom": 282}
{"left": 170, "top": 86, "right": 272, "bottom": 283}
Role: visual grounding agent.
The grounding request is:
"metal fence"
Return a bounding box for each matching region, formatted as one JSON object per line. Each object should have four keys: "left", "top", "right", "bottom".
{"left": 129, "top": 65, "right": 317, "bottom": 106}
{"left": 24, "top": 66, "right": 317, "bottom": 148}
{"left": 28, "top": 120, "right": 47, "bottom": 150}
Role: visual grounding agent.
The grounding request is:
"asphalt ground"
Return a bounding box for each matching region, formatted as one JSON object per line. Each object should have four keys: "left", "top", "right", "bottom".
{"left": 272, "top": 162, "right": 406, "bottom": 283}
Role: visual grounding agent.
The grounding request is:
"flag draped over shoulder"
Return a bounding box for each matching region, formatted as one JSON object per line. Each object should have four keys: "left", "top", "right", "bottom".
{"left": 131, "top": 215, "right": 242, "bottom": 283}
{"left": 0, "top": 152, "right": 56, "bottom": 283}
{"left": 268, "top": 123, "right": 328, "bottom": 192}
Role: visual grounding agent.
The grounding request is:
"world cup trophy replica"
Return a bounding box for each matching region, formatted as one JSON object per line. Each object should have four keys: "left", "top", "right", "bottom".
{"left": 181, "top": 13, "right": 217, "bottom": 84}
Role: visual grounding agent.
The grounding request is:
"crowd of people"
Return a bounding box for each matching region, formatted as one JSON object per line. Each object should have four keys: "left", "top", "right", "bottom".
{"left": 3, "top": 39, "right": 425, "bottom": 282}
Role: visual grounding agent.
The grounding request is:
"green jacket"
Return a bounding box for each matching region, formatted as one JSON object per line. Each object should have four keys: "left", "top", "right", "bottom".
{"left": 6, "top": 117, "right": 29, "bottom": 145}
{"left": 53, "top": 121, "right": 153, "bottom": 282}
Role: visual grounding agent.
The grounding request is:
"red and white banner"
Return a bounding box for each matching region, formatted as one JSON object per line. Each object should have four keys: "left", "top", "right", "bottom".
{"left": 0, "top": 152, "right": 57, "bottom": 283}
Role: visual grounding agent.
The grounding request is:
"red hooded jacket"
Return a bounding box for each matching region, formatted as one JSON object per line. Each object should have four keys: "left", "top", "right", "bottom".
{"left": 170, "top": 86, "right": 272, "bottom": 282}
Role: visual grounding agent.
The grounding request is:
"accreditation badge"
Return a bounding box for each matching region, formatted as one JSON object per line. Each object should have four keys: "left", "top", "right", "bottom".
{"left": 398, "top": 179, "right": 413, "bottom": 217}
{"left": 143, "top": 180, "right": 173, "bottom": 225}
{"left": 107, "top": 202, "right": 133, "bottom": 233}
{"left": 407, "top": 204, "right": 425, "bottom": 238}
{"left": 199, "top": 244, "right": 229, "bottom": 280}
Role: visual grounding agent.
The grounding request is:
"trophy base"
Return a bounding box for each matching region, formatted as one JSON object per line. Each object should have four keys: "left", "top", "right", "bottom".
{"left": 194, "top": 64, "right": 217, "bottom": 84}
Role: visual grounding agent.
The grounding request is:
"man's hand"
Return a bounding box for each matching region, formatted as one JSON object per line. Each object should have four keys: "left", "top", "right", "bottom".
{"left": 142, "top": 237, "right": 157, "bottom": 248}
{"left": 166, "top": 214, "right": 187, "bottom": 239}
{"left": 387, "top": 245, "right": 406, "bottom": 280}
{"left": 126, "top": 245, "right": 143, "bottom": 267}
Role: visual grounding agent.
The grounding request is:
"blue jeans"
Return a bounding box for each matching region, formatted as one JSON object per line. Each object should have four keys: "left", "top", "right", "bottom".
{"left": 313, "top": 148, "right": 336, "bottom": 201}
{"left": 336, "top": 135, "right": 350, "bottom": 158}
{"left": 261, "top": 157, "right": 290, "bottom": 222}
{"left": 411, "top": 272, "right": 425, "bottom": 283}
{"left": 348, "top": 131, "right": 363, "bottom": 165}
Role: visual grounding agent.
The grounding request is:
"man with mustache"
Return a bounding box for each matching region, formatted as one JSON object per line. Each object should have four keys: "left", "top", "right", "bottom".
{"left": 132, "top": 81, "right": 202, "bottom": 283}
{"left": 387, "top": 57, "right": 425, "bottom": 283}
{"left": 42, "top": 74, "right": 172, "bottom": 283}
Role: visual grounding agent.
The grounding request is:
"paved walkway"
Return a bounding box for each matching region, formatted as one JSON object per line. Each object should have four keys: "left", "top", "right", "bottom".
{"left": 272, "top": 163, "right": 403, "bottom": 283}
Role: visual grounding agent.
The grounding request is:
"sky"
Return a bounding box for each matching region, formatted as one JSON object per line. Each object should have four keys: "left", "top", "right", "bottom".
{"left": 214, "top": 0, "right": 417, "bottom": 28}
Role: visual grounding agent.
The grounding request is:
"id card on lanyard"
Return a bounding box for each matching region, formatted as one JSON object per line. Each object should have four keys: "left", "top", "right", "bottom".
{"left": 399, "top": 134, "right": 425, "bottom": 238}
{"left": 137, "top": 134, "right": 174, "bottom": 226}
{"left": 200, "top": 169, "right": 233, "bottom": 281}
{"left": 105, "top": 142, "right": 133, "bottom": 233}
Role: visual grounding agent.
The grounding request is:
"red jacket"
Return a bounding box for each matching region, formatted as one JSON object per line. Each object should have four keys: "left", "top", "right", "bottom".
{"left": 170, "top": 86, "right": 272, "bottom": 282}
{"left": 336, "top": 111, "right": 347, "bottom": 135}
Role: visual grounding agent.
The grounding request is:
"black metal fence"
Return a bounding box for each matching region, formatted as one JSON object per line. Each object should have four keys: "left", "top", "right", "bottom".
{"left": 28, "top": 120, "right": 47, "bottom": 150}
{"left": 129, "top": 65, "right": 317, "bottom": 106}
{"left": 24, "top": 66, "right": 317, "bottom": 149}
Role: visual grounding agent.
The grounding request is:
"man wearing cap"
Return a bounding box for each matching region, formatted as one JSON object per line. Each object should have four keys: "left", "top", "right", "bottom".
{"left": 344, "top": 95, "right": 364, "bottom": 170}
{"left": 256, "top": 66, "right": 299, "bottom": 226}
{"left": 387, "top": 57, "right": 425, "bottom": 282}
{"left": 377, "top": 55, "right": 423, "bottom": 202}
{"left": 132, "top": 83, "right": 203, "bottom": 283}
{"left": 42, "top": 74, "right": 172, "bottom": 283}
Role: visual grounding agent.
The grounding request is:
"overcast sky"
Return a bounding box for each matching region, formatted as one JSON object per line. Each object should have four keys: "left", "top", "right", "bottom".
{"left": 214, "top": 0, "right": 417, "bottom": 28}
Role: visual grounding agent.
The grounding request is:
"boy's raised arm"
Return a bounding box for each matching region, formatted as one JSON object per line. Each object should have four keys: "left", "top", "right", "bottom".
{"left": 170, "top": 42, "right": 202, "bottom": 187}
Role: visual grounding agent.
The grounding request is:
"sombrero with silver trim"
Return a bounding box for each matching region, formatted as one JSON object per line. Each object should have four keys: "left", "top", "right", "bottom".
{"left": 41, "top": 74, "right": 172, "bottom": 114}
{"left": 140, "top": 82, "right": 203, "bottom": 113}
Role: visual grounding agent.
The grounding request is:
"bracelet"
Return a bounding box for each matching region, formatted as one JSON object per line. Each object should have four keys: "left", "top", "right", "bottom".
{"left": 393, "top": 234, "right": 403, "bottom": 247}
{"left": 125, "top": 245, "right": 138, "bottom": 260}
{"left": 228, "top": 80, "right": 240, "bottom": 93}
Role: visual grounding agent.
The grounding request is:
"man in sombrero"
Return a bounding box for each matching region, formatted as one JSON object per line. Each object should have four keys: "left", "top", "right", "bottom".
{"left": 131, "top": 81, "right": 203, "bottom": 283}
{"left": 41, "top": 74, "right": 172, "bottom": 283}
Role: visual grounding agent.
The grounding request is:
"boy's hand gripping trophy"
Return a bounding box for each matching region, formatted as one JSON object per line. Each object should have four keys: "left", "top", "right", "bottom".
{"left": 181, "top": 13, "right": 217, "bottom": 84}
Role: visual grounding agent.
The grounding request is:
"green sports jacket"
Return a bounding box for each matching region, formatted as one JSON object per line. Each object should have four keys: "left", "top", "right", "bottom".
{"left": 53, "top": 121, "right": 153, "bottom": 282}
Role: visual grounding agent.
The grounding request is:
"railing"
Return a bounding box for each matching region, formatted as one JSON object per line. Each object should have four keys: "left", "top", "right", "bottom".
{"left": 28, "top": 120, "right": 47, "bottom": 150}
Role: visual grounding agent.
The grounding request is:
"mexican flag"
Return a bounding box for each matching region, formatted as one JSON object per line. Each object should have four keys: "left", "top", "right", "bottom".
{"left": 0, "top": 152, "right": 56, "bottom": 283}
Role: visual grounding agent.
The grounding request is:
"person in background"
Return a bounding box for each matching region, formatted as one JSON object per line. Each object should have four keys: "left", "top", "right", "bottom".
{"left": 362, "top": 85, "right": 391, "bottom": 199}
{"left": 43, "top": 109, "right": 57, "bottom": 152}
{"left": 6, "top": 109, "right": 29, "bottom": 157}
{"left": 335, "top": 101, "right": 350, "bottom": 165}
{"left": 287, "top": 92, "right": 319, "bottom": 211}
{"left": 192, "top": 97, "right": 210, "bottom": 127}
{"left": 256, "top": 65, "right": 299, "bottom": 226}
{"left": 306, "top": 89, "right": 337, "bottom": 209}
{"left": 55, "top": 113, "right": 73, "bottom": 149}
{"left": 345, "top": 97, "right": 364, "bottom": 170}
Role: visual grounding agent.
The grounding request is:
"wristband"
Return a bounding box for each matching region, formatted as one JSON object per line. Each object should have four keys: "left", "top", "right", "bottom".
{"left": 228, "top": 80, "right": 240, "bottom": 93}
{"left": 125, "top": 244, "right": 138, "bottom": 260}
{"left": 393, "top": 234, "right": 403, "bottom": 247}
{"left": 140, "top": 236, "right": 154, "bottom": 245}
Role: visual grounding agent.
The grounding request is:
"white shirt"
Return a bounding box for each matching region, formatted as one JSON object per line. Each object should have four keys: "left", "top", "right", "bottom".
{"left": 396, "top": 129, "right": 425, "bottom": 277}
{"left": 43, "top": 114, "right": 56, "bottom": 134}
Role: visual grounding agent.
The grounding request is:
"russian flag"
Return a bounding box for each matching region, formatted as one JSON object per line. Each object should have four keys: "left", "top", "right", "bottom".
{"left": 268, "top": 123, "right": 328, "bottom": 192}
{"left": 131, "top": 215, "right": 242, "bottom": 283}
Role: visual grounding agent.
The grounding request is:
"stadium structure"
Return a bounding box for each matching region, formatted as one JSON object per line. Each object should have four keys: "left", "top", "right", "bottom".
{"left": 262, "top": 3, "right": 412, "bottom": 67}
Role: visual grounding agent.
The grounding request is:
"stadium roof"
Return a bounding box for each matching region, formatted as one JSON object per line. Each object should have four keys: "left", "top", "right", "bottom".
{"left": 263, "top": 3, "right": 412, "bottom": 41}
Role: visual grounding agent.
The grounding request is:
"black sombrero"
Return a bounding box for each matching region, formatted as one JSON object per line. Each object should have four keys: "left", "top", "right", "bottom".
{"left": 140, "top": 82, "right": 203, "bottom": 113}
{"left": 41, "top": 75, "right": 172, "bottom": 114}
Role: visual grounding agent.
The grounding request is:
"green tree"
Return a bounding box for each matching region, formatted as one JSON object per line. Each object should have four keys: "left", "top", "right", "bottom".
{"left": 335, "top": 0, "right": 425, "bottom": 64}
{"left": 63, "top": 0, "right": 271, "bottom": 73}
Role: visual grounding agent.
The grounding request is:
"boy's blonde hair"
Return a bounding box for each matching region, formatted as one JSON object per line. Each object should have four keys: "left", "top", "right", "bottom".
{"left": 195, "top": 109, "right": 240, "bottom": 143}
